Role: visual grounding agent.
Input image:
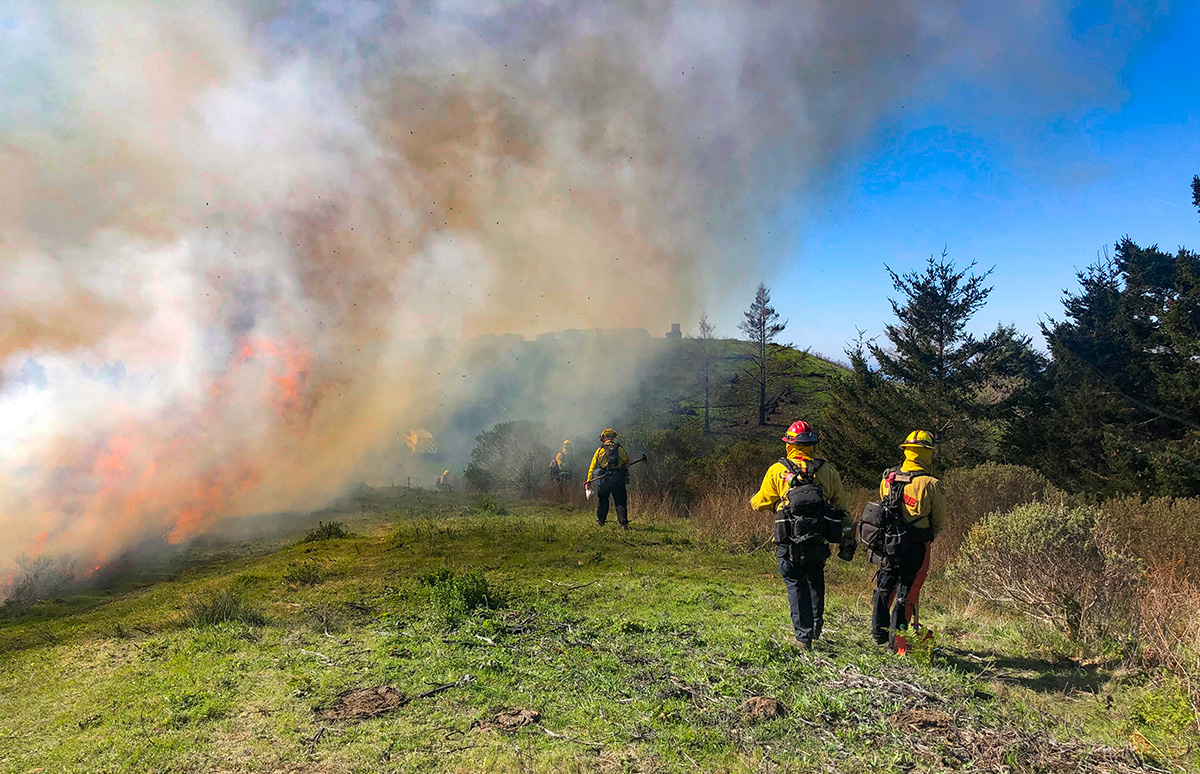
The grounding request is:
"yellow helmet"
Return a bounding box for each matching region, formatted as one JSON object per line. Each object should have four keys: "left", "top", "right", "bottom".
{"left": 443, "top": 470, "right": 450, "bottom": 476}
{"left": 599, "top": 428, "right": 617, "bottom": 440}
{"left": 900, "top": 430, "right": 936, "bottom": 450}
{"left": 562, "top": 440, "right": 572, "bottom": 446}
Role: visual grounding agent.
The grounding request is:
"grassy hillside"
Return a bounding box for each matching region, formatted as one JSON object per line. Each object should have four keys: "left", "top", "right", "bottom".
{"left": 2, "top": 491, "right": 1191, "bottom": 774}
{"left": 621, "top": 339, "right": 845, "bottom": 438}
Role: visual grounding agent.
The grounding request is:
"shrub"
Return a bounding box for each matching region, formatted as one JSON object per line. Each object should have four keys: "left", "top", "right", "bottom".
{"left": 950, "top": 502, "right": 1143, "bottom": 645}
{"left": 464, "top": 420, "right": 554, "bottom": 498}
{"left": 181, "top": 590, "right": 265, "bottom": 628}
{"left": 417, "top": 568, "right": 501, "bottom": 627}
{"left": 936, "top": 463, "right": 1059, "bottom": 571}
{"left": 1, "top": 554, "right": 75, "bottom": 611}
{"left": 302, "top": 521, "right": 348, "bottom": 543}
{"left": 1100, "top": 496, "right": 1200, "bottom": 583}
{"left": 473, "top": 494, "right": 510, "bottom": 516}
{"left": 283, "top": 561, "right": 324, "bottom": 587}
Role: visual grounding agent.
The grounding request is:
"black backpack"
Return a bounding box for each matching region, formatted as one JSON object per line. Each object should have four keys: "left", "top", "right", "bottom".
{"left": 773, "top": 459, "right": 842, "bottom": 546}
{"left": 856, "top": 469, "right": 932, "bottom": 559}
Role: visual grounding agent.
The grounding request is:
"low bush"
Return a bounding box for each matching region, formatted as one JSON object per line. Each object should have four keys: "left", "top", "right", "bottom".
{"left": 473, "top": 494, "right": 510, "bottom": 516}
{"left": 302, "top": 521, "right": 348, "bottom": 543}
{"left": 950, "top": 502, "right": 1143, "bottom": 646}
{"left": 464, "top": 420, "right": 554, "bottom": 497}
{"left": 936, "top": 464, "right": 1059, "bottom": 571}
{"left": 1, "top": 554, "right": 75, "bottom": 611}
{"left": 417, "top": 568, "right": 501, "bottom": 627}
{"left": 181, "top": 590, "right": 265, "bottom": 628}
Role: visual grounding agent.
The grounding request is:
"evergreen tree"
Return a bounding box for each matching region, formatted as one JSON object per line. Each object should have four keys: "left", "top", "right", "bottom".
{"left": 738, "top": 283, "right": 787, "bottom": 426}
{"left": 870, "top": 249, "right": 994, "bottom": 432}
{"left": 1029, "top": 238, "right": 1200, "bottom": 496}
{"left": 822, "top": 332, "right": 925, "bottom": 485}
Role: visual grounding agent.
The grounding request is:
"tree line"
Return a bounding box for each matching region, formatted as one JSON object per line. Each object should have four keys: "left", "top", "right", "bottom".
{"left": 715, "top": 176, "right": 1200, "bottom": 496}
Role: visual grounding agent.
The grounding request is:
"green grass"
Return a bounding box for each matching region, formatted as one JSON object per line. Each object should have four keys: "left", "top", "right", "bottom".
{"left": 1, "top": 495, "right": 1194, "bottom": 773}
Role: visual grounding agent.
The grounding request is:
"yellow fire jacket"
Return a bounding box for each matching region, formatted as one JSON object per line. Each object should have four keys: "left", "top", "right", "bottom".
{"left": 750, "top": 448, "right": 852, "bottom": 529}
{"left": 879, "top": 462, "right": 947, "bottom": 539}
{"left": 587, "top": 444, "right": 631, "bottom": 481}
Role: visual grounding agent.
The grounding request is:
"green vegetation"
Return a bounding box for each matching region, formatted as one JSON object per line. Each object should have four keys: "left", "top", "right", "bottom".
{"left": 180, "top": 589, "right": 266, "bottom": 629}
{"left": 303, "top": 520, "right": 350, "bottom": 543}
{"left": 2, "top": 497, "right": 1195, "bottom": 773}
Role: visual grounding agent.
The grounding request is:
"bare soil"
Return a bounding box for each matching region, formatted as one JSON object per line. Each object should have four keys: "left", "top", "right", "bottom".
{"left": 318, "top": 686, "right": 406, "bottom": 720}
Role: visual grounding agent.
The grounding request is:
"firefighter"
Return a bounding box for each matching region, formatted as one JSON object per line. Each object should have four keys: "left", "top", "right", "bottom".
{"left": 871, "top": 430, "right": 947, "bottom": 653}
{"left": 751, "top": 421, "right": 853, "bottom": 650}
{"left": 549, "top": 440, "right": 574, "bottom": 489}
{"left": 436, "top": 470, "right": 451, "bottom": 491}
{"left": 587, "top": 428, "right": 631, "bottom": 529}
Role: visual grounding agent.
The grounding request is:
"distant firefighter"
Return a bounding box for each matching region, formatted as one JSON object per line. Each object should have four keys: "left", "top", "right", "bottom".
{"left": 549, "top": 440, "right": 574, "bottom": 489}
{"left": 436, "top": 469, "right": 451, "bottom": 491}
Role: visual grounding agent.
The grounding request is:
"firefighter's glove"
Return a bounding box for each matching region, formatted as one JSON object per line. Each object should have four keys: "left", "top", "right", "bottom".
{"left": 837, "top": 533, "right": 857, "bottom": 563}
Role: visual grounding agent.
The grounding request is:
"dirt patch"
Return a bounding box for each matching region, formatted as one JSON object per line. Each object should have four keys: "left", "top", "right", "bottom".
{"left": 494, "top": 707, "right": 541, "bottom": 730}
{"left": 888, "top": 708, "right": 953, "bottom": 731}
{"left": 738, "top": 696, "right": 787, "bottom": 724}
{"left": 319, "top": 686, "right": 406, "bottom": 720}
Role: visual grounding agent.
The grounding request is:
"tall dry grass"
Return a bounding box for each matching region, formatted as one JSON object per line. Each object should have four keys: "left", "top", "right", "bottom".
{"left": 1101, "top": 497, "right": 1200, "bottom": 584}
{"left": 1138, "top": 561, "right": 1200, "bottom": 729}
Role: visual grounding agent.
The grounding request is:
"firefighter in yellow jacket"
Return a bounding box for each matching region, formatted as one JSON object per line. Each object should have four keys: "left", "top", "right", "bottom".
{"left": 587, "top": 428, "right": 631, "bottom": 529}
{"left": 871, "top": 430, "right": 947, "bottom": 651}
{"left": 751, "top": 421, "right": 853, "bottom": 649}
{"left": 549, "top": 440, "right": 574, "bottom": 489}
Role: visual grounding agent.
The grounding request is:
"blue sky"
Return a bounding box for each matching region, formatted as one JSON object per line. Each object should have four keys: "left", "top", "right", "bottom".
{"left": 743, "top": 2, "right": 1199, "bottom": 361}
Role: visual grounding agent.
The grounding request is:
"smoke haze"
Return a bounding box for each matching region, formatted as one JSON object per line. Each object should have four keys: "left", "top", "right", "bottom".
{"left": 0, "top": 1, "right": 1155, "bottom": 582}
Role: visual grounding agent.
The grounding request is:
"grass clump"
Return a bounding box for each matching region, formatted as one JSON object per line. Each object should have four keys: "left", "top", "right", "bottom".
{"left": 473, "top": 494, "right": 510, "bottom": 516}
{"left": 283, "top": 561, "right": 324, "bottom": 587}
{"left": 417, "top": 567, "right": 501, "bottom": 627}
{"left": 181, "top": 590, "right": 265, "bottom": 628}
{"left": 301, "top": 520, "right": 348, "bottom": 543}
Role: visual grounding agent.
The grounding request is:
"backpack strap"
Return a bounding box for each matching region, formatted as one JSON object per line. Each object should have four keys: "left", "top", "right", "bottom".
{"left": 780, "top": 457, "right": 822, "bottom": 481}
{"left": 884, "top": 468, "right": 933, "bottom": 527}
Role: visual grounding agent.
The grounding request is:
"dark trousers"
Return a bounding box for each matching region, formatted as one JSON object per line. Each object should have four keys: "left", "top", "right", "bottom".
{"left": 596, "top": 482, "right": 628, "bottom": 525}
{"left": 778, "top": 543, "right": 829, "bottom": 644}
{"left": 871, "top": 541, "right": 929, "bottom": 645}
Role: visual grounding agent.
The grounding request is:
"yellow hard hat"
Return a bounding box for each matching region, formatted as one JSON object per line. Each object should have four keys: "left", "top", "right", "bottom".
{"left": 599, "top": 428, "right": 617, "bottom": 440}
{"left": 443, "top": 470, "right": 450, "bottom": 476}
{"left": 900, "top": 430, "right": 936, "bottom": 450}
{"left": 562, "top": 440, "right": 571, "bottom": 446}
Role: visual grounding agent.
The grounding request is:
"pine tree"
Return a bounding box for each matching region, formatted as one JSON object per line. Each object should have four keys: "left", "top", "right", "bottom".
{"left": 739, "top": 283, "right": 787, "bottom": 426}
{"left": 870, "top": 249, "right": 993, "bottom": 434}
{"left": 822, "top": 332, "right": 926, "bottom": 485}
{"left": 1032, "top": 239, "right": 1200, "bottom": 496}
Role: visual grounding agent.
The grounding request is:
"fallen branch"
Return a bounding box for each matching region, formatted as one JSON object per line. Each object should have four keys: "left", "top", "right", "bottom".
{"left": 540, "top": 726, "right": 604, "bottom": 749}
{"left": 413, "top": 674, "right": 476, "bottom": 701}
{"left": 300, "top": 648, "right": 335, "bottom": 665}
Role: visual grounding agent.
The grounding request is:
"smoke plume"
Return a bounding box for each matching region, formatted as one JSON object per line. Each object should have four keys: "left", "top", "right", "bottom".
{"left": 0, "top": 1, "right": 1152, "bottom": 583}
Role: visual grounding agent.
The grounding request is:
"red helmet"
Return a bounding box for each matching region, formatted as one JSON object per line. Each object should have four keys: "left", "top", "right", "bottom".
{"left": 782, "top": 420, "right": 819, "bottom": 445}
